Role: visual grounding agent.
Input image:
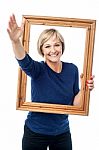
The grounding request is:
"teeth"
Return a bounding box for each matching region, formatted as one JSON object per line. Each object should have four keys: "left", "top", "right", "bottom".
{"left": 51, "top": 55, "right": 57, "bottom": 56}
{"left": 50, "top": 54, "right": 58, "bottom": 57}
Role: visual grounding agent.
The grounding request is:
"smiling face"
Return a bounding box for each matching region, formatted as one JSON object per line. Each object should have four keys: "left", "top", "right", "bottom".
{"left": 42, "top": 34, "right": 62, "bottom": 64}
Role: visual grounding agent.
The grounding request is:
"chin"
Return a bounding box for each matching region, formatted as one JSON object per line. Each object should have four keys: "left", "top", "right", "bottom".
{"left": 49, "top": 59, "right": 60, "bottom": 63}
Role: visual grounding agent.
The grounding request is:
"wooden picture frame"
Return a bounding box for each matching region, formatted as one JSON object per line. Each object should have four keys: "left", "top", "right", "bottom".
{"left": 16, "top": 15, "right": 96, "bottom": 115}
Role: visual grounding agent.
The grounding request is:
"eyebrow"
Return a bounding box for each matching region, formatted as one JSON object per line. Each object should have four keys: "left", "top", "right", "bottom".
{"left": 44, "top": 42, "right": 61, "bottom": 46}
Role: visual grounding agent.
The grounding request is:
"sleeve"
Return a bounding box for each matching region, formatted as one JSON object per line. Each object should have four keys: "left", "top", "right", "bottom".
{"left": 73, "top": 65, "right": 80, "bottom": 96}
{"left": 16, "top": 54, "right": 43, "bottom": 79}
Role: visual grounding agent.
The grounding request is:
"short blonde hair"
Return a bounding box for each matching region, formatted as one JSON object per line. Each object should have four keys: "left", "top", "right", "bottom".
{"left": 37, "top": 28, "right": 65, "bottom": 57}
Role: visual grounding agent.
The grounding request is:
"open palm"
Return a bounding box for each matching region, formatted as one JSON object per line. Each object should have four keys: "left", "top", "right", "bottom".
{"left": 7, "top": 14, "right": 24, "bottom": 42}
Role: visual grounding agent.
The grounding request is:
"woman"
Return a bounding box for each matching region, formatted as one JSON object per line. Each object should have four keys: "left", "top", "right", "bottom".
{"left": 7, "top": 14, "right": 94, "bottom": 150}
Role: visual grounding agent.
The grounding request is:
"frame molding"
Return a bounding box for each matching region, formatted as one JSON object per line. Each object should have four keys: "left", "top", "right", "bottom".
{"left": 16, "top": 15, "right": 96, "bottom": 115}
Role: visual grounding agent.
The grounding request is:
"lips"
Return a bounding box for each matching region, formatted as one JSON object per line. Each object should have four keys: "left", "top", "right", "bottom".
{"left": 48, "top": 53, "right": 59, "bottom": 57}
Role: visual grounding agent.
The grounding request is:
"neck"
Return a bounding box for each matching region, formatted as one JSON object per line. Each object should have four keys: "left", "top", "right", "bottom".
{"left": 46, "top": 61, "right": 62, "bottom": 73}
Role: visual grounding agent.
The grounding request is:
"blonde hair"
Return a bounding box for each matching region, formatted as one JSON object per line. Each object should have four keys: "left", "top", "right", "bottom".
{"left": 37, "top": 28, "right": 65, "bottom": 57}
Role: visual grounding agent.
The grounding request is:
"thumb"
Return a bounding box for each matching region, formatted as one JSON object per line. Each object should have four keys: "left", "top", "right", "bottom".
{"left": 80, "top": 73, "right": 84, "bottom": 85}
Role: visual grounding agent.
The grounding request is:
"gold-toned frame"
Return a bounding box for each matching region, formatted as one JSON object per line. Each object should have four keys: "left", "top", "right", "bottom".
{"left": 16, "top": 15, "right": 96, "bottom": 115}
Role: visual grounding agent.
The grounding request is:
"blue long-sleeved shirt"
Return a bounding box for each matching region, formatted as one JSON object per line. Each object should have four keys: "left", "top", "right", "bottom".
{"left": 17, "top": 54, "right": 79, "bottom": 135}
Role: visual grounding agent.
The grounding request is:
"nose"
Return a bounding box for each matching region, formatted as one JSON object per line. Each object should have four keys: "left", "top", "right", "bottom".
{"left": 51, "top": 46, "right": 56, "bottom": 53}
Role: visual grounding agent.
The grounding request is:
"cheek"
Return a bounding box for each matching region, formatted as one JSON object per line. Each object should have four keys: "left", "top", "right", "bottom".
{"left": 42, "top": 48, "right": 49, "bottom": 56}
{"left": 59, "top": 47, "right": 62, "bottom": 54}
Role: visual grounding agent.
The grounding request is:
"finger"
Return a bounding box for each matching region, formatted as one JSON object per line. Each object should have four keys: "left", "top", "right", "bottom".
{"left": 7, "top": 28, "right": 12, "bottom": 40}
{"left": 10, "top": 14, "right": 17, "bottom": 25}
{"left": 9, "top": 14, "right": 18, "bottom": 30}
{"left": 90, "top": 75, "right": 95, "bottom": 80}
{"left": 20, "top": 18, "right": 25, "bottom": 32}
{"left": 8, "top": 21, "right": 13, "bottom": 31}
{"left": 7, "top": 28, "right": 10, "bottom": 35}
{"left": 87, "top": 83, "right": 94, "bottom": 87}
{"left": 12, "top": 14, "right": 16, "bottom": 23}
{"left": 80, "top": 73, "right": 84, "bottom": 79}
{"left": 87, "top": 84, "right": 94, "bottom": 91}
{"left": 8, "top": 21, "right": 16, "bottom": 34}
{"left": 80, "top": 73, "right": 84, "bottom": 86}
{"left": 87, "top": 80, "right": 94, "bottom": 84}
{"left": 86, "top": 81, "right": 94, "bottom": 90}
{"left": 8, "top": 18, "right": 14, "bottom": 31}
{"left": 11, "top": 23, "right": 18, "bottom": 33}
{"left": 86, "top": 75, "right": 95, "bottom": 84}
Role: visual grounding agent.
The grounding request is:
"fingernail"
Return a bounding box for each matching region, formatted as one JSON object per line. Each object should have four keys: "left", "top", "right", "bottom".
{"left": 90, "top": 76, "right": 93, "bottom": 79}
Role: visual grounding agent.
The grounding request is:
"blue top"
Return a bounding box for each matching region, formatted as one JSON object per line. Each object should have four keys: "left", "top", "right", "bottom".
{"left": 17, "top": 54, "right": 79, "bottom": 135}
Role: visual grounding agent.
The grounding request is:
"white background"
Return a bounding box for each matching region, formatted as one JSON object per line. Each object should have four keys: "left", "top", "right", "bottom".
{"left": 0, "top": 0, "right": 99, "bottom": 150}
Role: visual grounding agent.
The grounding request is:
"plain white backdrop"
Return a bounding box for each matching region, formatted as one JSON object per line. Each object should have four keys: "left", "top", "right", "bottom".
{"left": 0, "top": 0, "right": 99, "bottom": 150}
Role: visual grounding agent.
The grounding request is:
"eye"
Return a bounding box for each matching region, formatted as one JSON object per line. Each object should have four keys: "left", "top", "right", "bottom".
{"left": 55, "top": 44, "right": 61, "bottom": 47}
{"left": 45, "top": 45, "right": 50, "bottom": 48}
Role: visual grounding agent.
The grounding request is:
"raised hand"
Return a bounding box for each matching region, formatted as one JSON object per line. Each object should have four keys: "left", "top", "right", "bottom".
{"left": 7, "top": 14, "right": 26, "bottom": 60}
{"left": 7, "top": 14, "right": 24, "bottom": 43}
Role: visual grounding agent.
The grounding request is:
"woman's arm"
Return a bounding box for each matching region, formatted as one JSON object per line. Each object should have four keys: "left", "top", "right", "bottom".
{"left": 73, "top": 75, "right": 94, "bottom": 106}
{"left": 73, "top": 90, "right": 81, "bottom": 106}
{"left": 7, "top": 14, "right": 25, "bottom": 60}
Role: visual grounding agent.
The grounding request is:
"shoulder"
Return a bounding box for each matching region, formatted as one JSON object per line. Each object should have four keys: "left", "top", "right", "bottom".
{"left": 63, "top": 62, "right": 78, "bottom": 70}
{"left": 62, "top": 62, "right": 79, "bottom": 80}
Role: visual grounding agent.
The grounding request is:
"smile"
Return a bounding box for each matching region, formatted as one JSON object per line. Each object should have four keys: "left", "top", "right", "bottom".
{"left": 48, "top": 53, "right": 59, "bottom": 57}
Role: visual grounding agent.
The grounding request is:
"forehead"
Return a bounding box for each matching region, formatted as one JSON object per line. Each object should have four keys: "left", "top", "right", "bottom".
{"left": 44, "top": 34, "right": 60, "bottom": 45}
